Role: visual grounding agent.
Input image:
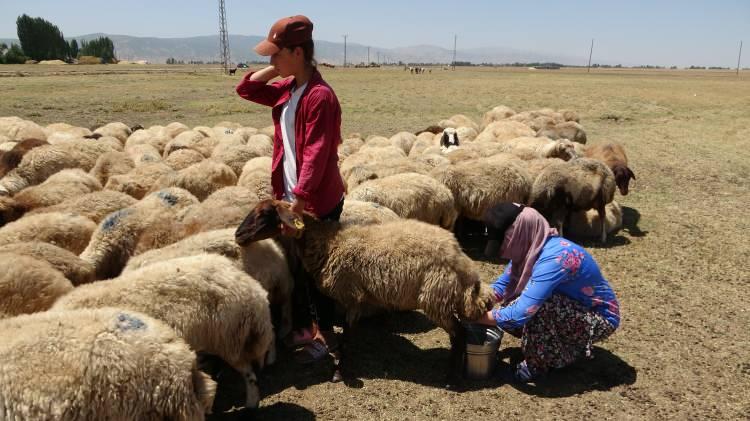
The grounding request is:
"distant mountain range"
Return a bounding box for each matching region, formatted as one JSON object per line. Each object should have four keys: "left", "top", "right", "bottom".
{"left": 1, "top": 33, "right": 592, "bottom": 66}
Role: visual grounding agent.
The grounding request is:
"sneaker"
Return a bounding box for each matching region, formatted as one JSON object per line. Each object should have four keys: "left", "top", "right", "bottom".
{"left": 513, "top": 360, "right": 538, "bottom": 384}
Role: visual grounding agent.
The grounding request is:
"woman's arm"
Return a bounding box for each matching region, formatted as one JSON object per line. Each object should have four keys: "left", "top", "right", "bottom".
{"left": 235, "top": 65, "right": 285, "bottom": 107}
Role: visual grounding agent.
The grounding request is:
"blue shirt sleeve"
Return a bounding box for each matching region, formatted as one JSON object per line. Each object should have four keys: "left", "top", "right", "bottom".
{"left": 490, "top": 263, "right": 512, "bottom": 301}
{"left": 492, "top": 253, "right": 569, "bottom": 330}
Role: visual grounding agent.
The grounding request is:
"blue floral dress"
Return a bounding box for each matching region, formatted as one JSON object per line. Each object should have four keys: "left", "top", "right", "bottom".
{"left": 490, "top": 236, "right": 619, "bottom": 373}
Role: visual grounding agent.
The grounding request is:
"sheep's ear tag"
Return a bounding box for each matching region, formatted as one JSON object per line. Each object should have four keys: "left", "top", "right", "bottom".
{"left": 293, "top": 219, "right": 305, "bottom": 230}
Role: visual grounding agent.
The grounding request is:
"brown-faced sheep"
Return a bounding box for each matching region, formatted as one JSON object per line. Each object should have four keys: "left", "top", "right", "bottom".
{"left": 0, "top": 212, "right": 97, "bottom": 254}
{"left": 236, "top": 200, "right": 493, "bottom": 386}
{"left": 80, "top": 188, "right": 198, "bottom": 280}
{"left": 0, "top": 308, "right": 216, "bottom": 420}
{"left": 0, "top": 138, "right": 49, "bottom": 178}
{"left": 0, "top": 241, "right": 95, "bottom": 285}
{"left": 348, "top": 172, "right": 458, "bottom": 229}
{"left": 584, "top": 142, "right": 635, "bottom": 195}
{"left": 53, "top": 254, "right": 273, "bottom": 409}
{"left": 0, "top": 252, "right": 73, "bottom": 318}
{"left": 529, "top": 158, "right": 616, "bottom": 243}
{"left": 149, "top": 159, "right": 237, "bottom": 201}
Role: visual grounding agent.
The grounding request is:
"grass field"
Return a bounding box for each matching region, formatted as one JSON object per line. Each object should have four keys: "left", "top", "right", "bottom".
{"left": 1, "top": 65, "right": 749, "bottom": 420}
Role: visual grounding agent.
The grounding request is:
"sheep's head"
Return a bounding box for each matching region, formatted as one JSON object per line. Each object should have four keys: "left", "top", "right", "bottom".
{"left": 441, "top": 128, "right": 459, "bottom": 148}
{"left": 235, "top": 199, "right": 305, "bottom": 245}
{"left": 554, "top": 139, "right": 578, "bottom": 161}
{"left": 0, "top": 197, "right": 25, "bottom": 227}
{"left": 461, "top": 282, "right": 493, "bottom": 320}
{"left": 613, "top": 165, "right": 635, "bottom": 195}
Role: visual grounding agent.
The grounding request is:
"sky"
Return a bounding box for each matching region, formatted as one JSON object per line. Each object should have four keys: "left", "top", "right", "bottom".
{"left": 0, "top": 0, "right": 748, "bottom": 67}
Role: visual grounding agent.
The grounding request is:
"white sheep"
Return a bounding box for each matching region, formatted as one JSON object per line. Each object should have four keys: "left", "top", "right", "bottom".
{"left": 163, "top": 130, "right": 207, "bottom": 157}
{"left": 178, "top": 186, "right": 260, "bottom": 233}
{"left": 567, "top": 200, "right": 623, "bottom": 239}
{"left": 0, "top": 307, "right": 216, "bottom": 420}
{"left": 0, "top": 252, "right": 73, "bottom": 318}
{"left": 237, "top": 157, "right": 273, "bottom": 200}
{"left": 348, "top": 172, "right": 458, "bottom": 229}
{"left": 0, "top": 116, "right": 47, "bottom": 141}
{"left": 499, "top": 136, "right": 578, "bottom": 161}
{"left": 339, "top": 199, "right": 401, "bottom": 227}
{"left": 165, "top": 148, "right": 206, "bottom": 170}
{"left": 89, "top": 151, "right": 135, "bottom": 185}
{"left": 475, "top": 120, "right": 536, "bottom": 143}
{"left": 93, "top": 122, "right": 131, "bottom": 144}
{"left": 149, "top": 159, "right": 237, "bottom": 201}
{"left": 53, "top": 254, "right": 273, "bottom": 409}
{"left": 537, "top": 121, "right": 587, "bottom": 144}
{"left": 0, "top": 241, "right": 95, "bottom": 285}
{"left": 482, "top": 105, "right": 517, "bottom": 127}
{"left": 27, "top": 189, "right": 137, "bottom": 223}
{"left": 80, "top": 187, "right": 198, "bottom": 279}
{"left": 0, "top": 212, "right": 97, "bottom": 254}
{"left": 104, "top": 161, "right": 174, "bottom": 199}
{"left": 389, "top": 131, "right": 418, "bottom": 155}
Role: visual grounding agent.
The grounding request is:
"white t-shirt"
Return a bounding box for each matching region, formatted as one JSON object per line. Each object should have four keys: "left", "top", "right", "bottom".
{"left": 280, "top": 82, "right": 307, "bottom": 202}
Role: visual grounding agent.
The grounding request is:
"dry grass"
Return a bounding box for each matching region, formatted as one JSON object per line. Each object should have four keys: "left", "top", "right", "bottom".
{"left": 1, "top": 65, "right": 749, "bottom": 420}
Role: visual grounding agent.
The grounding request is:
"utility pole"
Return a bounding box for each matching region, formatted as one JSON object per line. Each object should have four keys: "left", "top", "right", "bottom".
{"left": 587, "top": 38, "right": 594, "bottom": 73}
{"left": 737, "top": 40, "right": 743, "bottom": 76}
{"left": 377, "top": 51, "right": 380, "bottom": 65}
{"left": 342, "top": 34, "right": 348, "bottom": 67}
{"left": 367, "top": 47, "right": 370, "bottom": 64}
{"left": 452, "top": 34, "right": 457, "bottom": 70}
{"left": 218, "top": 0, "right": 230, "bottom": 74}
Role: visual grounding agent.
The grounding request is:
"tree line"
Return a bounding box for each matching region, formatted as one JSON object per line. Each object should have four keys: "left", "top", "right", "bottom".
{"left": 0, "top": 14, "right": 116, "bottom": 64}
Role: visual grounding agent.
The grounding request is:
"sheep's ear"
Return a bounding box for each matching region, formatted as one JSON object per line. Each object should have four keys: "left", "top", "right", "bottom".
{"left": 441, "top": 132, "right": 449, "bottom": 146}
{"left": 275, "top": 202, "right": 306, "bottom": 233}
{"left": 628, "top": 167, "right": 636, "bottom": 180}
{"left": 235, "top": 199, "right": 282, "bottom": 245}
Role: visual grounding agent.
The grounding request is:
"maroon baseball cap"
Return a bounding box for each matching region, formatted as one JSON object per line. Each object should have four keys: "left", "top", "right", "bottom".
{"left": 254, "top": 15, "right": 314, "bottom": 56}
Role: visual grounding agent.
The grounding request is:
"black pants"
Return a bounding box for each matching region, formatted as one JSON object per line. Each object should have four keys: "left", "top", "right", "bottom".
{"left": 288, "top": 199, "right": 344, "bottom": 332}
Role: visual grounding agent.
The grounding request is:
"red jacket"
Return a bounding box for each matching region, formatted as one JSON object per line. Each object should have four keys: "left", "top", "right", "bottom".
{"left": 236, "top": 69, "right": 345, "bottom": 217}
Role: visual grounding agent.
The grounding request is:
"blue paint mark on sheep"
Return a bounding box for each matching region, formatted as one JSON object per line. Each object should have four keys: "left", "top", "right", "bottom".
{"left": 156, "top": 191, "right": 178, "bottom": 206}
{"left": 115, "top": 313, "right": 146, "bottom": 331}
{"left": 101, "top": 208, "right": 133, "bottom": 231}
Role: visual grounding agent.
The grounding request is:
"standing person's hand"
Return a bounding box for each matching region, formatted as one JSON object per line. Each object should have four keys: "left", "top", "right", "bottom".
{"left": 249, "top": 65, "right": 280, "bottom": 82}
{"left": 280, "top": 198, "right": 307, "bottom": 237}
{"left": 290, "top": 198, "right": 306, "bottom": 217}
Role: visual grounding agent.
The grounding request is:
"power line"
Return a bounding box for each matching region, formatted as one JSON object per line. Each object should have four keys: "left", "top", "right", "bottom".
{"left": 218, "top": 0, "right": 230, "bottom": 74}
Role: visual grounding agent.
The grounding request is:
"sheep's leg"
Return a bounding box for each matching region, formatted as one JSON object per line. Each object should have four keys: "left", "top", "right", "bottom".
{"left": 331, "top": 321, "right": 350, "bottom": 383}
{"left": 446, "top": 316, "right": 466, "bottom": 389}
{"left": 598, "top": 204, "right": 607, "bottom": 244}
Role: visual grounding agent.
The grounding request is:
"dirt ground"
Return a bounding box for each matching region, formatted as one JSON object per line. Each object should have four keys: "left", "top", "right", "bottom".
{"left": 1, "top": 65, "right": 748, "bottom": 420}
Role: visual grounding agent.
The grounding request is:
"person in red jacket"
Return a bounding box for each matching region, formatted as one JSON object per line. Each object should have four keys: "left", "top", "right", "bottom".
{"left": 236, "top": 15, "right": 345, "bottom": 364}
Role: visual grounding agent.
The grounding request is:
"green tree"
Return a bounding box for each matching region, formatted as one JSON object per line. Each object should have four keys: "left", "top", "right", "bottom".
{"left": 16, "top": 14, "right": 69, "bottom": 61}
{"left": 80, "top": 36, "right": 116, "bottom": 63}
{"left": 4, "top": 44, "right": 29, "bottom": 64}
{"left": 68, "top": 39, "right": 79, "bottom": 58}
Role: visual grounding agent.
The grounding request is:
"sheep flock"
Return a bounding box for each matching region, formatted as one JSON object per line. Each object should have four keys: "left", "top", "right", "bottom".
{"left": 0, "top": 107, "right": 636, "bottom": 419}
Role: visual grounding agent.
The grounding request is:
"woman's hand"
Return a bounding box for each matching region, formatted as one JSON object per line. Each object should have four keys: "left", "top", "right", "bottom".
{"left": 474, "top": 311, "right": 497, "bottom": 327}
{"left": 249, "top": 65, "right": 280, "bottom": 82}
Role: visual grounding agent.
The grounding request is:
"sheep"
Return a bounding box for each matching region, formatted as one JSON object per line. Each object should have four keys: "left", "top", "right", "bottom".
{"left": 237, "top": 157, "right": 273, "bottom": 200}
{"left": 442, "top": 141, "right": 509, "bottom": 164}
{"left": 89, "top": 151, "right": 135, "bottom": 185}
{"left": 211, "top": 135, "right": 271, "bottom": 176}
{"left": 482, "top": 105, "right": 517, "bottom": 127}
{"left": 234, "top": 126, "right": 259, "bottom": 141}
{"left": 0, "top": 140, "right": 16, "bottom": 152}
{"left": 430, "top": 155, "right": 533, "bottom": 221}
{"left": 93, "top": 122, "right": 131, "bottom": 144}
{"left": 455, "top": 126, "right": 478, "bottom": 142}
{"left": 246, "top": 133, "right": 274, "bottom": 152}
{"left": 149, "top": 159, "right": 237, "bottom": 201}
{"left": 340, "top": 146, "right": 405, "bottom": 181}
{"left": 191, "top": 135, "right": 221, "bottom": 158}
{"left": 125, "top": 128, "right": 171, "bottom": 155}
{"left": 560, "top": 109, "right": 580, "bottom": 122}
{"left": 80, "top": 188, "right": 198, "bottom": 279}
{"left": 389, "top": 131, "right": 418, "bottom": 155}
{"left": 348, "top": 172, "right": 458, "bottom": 229}
{"left": 413, "top": 152, "right": 451, "bottom": 169}
{"left": 345, "top": 156, "right": 430, "bottom": 190}
{"left": 364, "top": 135, "right": 392, "bottom": 148}
{"left": 0, "top": 252, "right": 74, "bottom": 318}
{"left": 338, "top": 136, "right": 365, "bottom": 160}
{"left": 0, "top": 138, "right": 49, "bottom": 178}
{"left": 236, "top": 200, "right": 494, "bottom": 386}
{"left": 27, "top": 190, "right": 137, "bottom": 223}
{"left": 163, "top": 130, "right": 207, "bottom": 157}
{"left": 529, "top": 157, "right": 616, "bottom": 243}
{"left": 259, "top": 125, "right": 275, "bottom": 138}
{"left": 566, "top": 200, "right": 623, "bottom": 239}
{"left": 0, "top": 169, "right": 102, "bottom": 226}
{"left": 178, "top": 186, "right": 260, "bottom": 233}
{"left": 125, "top": 143, "right": 163, "bottom": 165}
{"left": 0, "top": 212, "right": 97, "bottom": 254}
{"left": 0, "top": 139, "right": 119, "bottom": 196}
{"left": 537, "top": 121, "right": 588, "bottom": 144}
{"left": 440, "top": 127, "right": 460, "bottom": 149}
{"left": 584, "top": 142, "right": 636, "bottom": 195}
{"left": 339, "top": 199, "right": 400, "bottom": 227}
{"left": 475, "top": 120, "right": 536, "bottom": 142}
{"left": 163, "top": 121, "right": 191, "bottom": 138}
{"left": 165, "top": 148, "right": 206, "bottom": 170}
{"left": 104, "top": 161, "right": 174, "bottom": 199}
{"left": 0, "top": 241, "right": 95, "bottom": 285}
{"left": 53, "top": 254, "right": 273, "bottom": 409}
{"left": 0, "top": 307, "right": 216, "bottom": 420}
{"left": 498, "top": 136, "right": 578, "bottom": 161}
{"left": 44, "top": 122, "right": 92, "bottom": 138}
{"left": 520, "top": 157, "right": 566, "bottom": 182}
{"left": 122, "top": 229, "right": 293, "bottom": 337}
{"left": 0, "top": 117, "right": 47, "bottom": 141}
{"left": 408, "top": 137, "right": 438, "bottom": 157}
{"left": 446, "top": 114, "right": 480, "bottom": 132}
